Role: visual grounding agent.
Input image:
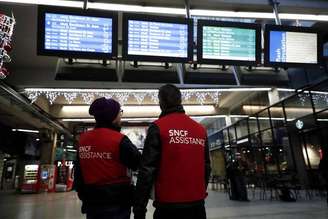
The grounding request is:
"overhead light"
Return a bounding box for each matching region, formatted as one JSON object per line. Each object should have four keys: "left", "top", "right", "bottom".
{"left": 66, "top": 145, "right": 74, "bottom": 148}
{"left": 230, "top": 115, "right": 249, "bottom": 118}
{"left": 317, "top": 119, "right": 328, "bottom": 122}
{"left": 0, "top": 0, "right": 83, "bottom": 8}
{"left": 2, "top": 1, "right": 328, "bottom": 22}
{"left": 62, "top": 118, "right": 95, "bottom": 122}
{"left": 237, "top": 138, "right": 248, "bottom": 144}
{"left": 24, "top": 87, "right": 271, "bottom": 93}
{"left": 12, "top": 129, "right": 39, "bottom": 133}
{"left": 277, "top": 88, "right": 296, "bottom": 92}
{"left": 60, "top": 105, "right": 217, "bottom": 117}
{"left": 279, "top": 13, "right": 328, "bottom": 22}
{"left": 87, "top": 2, "right": 186, "bottom": 15}
{"left": 67, "top": 149, "right": 77, "bottom": 152}
{"left": 218, "top": 88, "right": 271, "bottom": 92}
{"left": 36, "top": 138, "right": 40, "bottom": 141}
{"left": 191, "top": 10, "right": 275, "bottom": 19}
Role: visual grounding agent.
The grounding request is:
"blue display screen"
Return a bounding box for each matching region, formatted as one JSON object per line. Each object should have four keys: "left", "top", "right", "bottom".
{"left": 269, "top": 30, "right": 317, "bottom": 64}
{"left": 127, "top": 20, "right": 189, "bottom": 58}
{"left": 44, "top": 13, "right": 113, "bottom": 53}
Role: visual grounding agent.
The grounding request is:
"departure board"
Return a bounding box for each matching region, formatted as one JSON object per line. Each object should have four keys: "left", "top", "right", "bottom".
{"left": 269, "top": 31, "right": 318, "bottom": 64}
{"left": 202, "top": 26, "right": 256, "bottom": 61}
{"left": 127, "top": 20, "right": 189, "bottom": 58}
{"left": 44, "top": 13, "right": 113, "bottom": 53}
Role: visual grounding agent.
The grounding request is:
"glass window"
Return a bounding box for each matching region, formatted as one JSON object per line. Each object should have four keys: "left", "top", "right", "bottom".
{"left": 261, "top": 129, "right": 273, "bottom": 146}
{"left": 258, "top": 109, "right": 271, "bottom": 131}
{"left": 236, "top": 119, "right": 249, "bottom": 139}
{"left": 309, "top": 80, "right": 328, "bottom": 113}
{"left": 269, "top": 103, "right": 285, "bottom": 128}
{"left": 223, "top": 129, "right": 229, "bottom": 145}
{"left": 248, "top": 118, "right": 259, "bottom": 134}
{"left": 273, "top": 127, "right": 295, "bottom": 172}
{"left": 228, "top": 127, "right": 236, "bottom": 143}
{"left": 284, "top": 92, "right": 313, "bottom": 122}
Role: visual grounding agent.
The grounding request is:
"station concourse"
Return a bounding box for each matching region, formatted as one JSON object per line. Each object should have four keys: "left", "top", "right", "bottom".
{"left": 0, "top": 0, "right": 328, "bottom": 219}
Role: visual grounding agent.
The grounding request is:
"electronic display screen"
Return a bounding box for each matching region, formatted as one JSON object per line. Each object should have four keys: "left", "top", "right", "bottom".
{"left": 202, "top": 26, "right": 256, "bottom": 61}
{"left": 269, "top": 31, "right": 318, "bottom": 64}
{"left": 44, "top": 13, "right": 113, "bottom": 53}
{"left": 127, "top": 20, "right": 189, "bottom": 58}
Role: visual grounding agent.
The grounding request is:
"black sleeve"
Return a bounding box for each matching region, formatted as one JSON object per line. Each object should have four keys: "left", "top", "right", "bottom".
{"left": 119, "top": 136, "right": 142, "bottom": 171}
{"left": 205, "top": 138, "right": 211, "bottom": 189}
{"left": 73, "top": 155, "right": 85, "bottom": 201}
{"left": 133, "top": 123, "right": 161, "bottom": 216}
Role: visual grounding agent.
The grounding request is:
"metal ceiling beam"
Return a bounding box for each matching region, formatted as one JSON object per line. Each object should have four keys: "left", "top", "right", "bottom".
{"left": 0, "top": 81, "right": 73, "bottom": 138}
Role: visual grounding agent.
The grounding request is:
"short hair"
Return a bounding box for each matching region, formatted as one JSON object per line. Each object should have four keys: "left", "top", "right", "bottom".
{"left": 158, "top": 84, "right": 182, "bottom": 110}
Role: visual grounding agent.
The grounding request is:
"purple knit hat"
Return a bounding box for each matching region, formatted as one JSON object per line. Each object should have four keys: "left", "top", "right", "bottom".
{"left": 89, "top": 97, "right": 121, "bottom": 123}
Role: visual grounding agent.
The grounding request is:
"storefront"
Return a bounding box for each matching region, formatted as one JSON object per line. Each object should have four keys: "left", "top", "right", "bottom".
{"left": 210, "top": 79, "right": 328, "bottom": 188}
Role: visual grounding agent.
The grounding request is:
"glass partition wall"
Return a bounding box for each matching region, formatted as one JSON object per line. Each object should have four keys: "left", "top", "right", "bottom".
{"left": 209, "top": 78, "right": 328, "bottom": 188}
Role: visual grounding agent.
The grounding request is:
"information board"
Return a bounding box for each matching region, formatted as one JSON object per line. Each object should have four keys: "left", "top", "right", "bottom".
{"left": 44, "top": 13, "right": 113, "bottom": 54}
{"left": 269, "top": 31, "right": 318, "bottom": 64}
{"left": 127, "top": 20, "right": 189, "bottom": 58}
{"left": 202, "top": 26, "right": 256, "bottom": 61}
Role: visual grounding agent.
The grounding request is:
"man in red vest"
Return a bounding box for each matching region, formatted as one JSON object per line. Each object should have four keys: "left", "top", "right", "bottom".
{"left": 133, "top": 84, "right": 211, "bottom": 219}
{"left": 74, "top": 97, "right": 141, "bottom": 219}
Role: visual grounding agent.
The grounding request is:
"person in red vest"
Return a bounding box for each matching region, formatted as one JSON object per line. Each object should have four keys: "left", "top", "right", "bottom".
{"left": 133, "top": 84, "right": 211, "bottom": 219}
{"left": 74, "top": 97, "right": 141, "bottom": 219}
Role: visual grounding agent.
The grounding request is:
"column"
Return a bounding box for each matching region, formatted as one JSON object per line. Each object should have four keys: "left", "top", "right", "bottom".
{"left": 40, "top": 130, "right": 57, "bottom": 165}
{"left": 268, "top": 88, "right": 280, "bottom": 105}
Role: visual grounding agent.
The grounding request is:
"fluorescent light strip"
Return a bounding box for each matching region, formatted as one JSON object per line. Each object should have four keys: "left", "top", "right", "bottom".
{"left": 88, "top": 2, "right": 186, "bottom": 15}
{"left": 12, "top": 128, "right": 39, "bottom": 133}
{"left": 60, "top": 105, "right": 217, "bottom": 117}
{"left": 237, "top": 138, "right": 248, "bottom": 144}
{"left": 277, "top": 88, "right": 296, "bottom": 92}
{"left": 0, "top": 0, "right": 83, "bottom": 8}
{"left": 67, "top": 149, "right": 77, "bottom": 152}
{"left": 191, "top": 10, "right": 274, "bottom": 19}
{"left": 24, "top": 87, "right": 272, "bottom": 93}
{"left": 317, "top": 119, "right": 328, "bottom": 122}
{"left": 1, "top": 1, "right": 328, "bottom": 22}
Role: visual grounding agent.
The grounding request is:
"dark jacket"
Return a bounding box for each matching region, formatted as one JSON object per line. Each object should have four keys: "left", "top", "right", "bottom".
{"left": 133, "top": 106, "right": 211, "bottom": 218}
{"left": 74, "top": 124, "right": 141, "bottom": 213}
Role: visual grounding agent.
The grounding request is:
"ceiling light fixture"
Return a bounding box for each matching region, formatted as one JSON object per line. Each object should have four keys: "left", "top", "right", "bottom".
{"left": 0, "top": 0, "right": 83, "bottom": 8}
{"left": 1, "top": 1, "right": 328, "bottom": 21}
{"left": 12, "top": 128, "right": 39, "bottom": 133}
{"left": 87, "top": 2, "right": 186, "bottom": 15}
{"left": 60, "top": 105, "right": 217, "bottom": 117}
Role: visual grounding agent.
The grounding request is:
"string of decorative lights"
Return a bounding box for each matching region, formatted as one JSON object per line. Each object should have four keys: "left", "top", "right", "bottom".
{"left": 23, "top": 88, "right": 222, "bottom": 105}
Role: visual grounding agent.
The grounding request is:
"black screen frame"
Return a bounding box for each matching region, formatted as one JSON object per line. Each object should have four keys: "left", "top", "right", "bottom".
{"left": 122, "top": 13, "right": 193, "bottom": 63}
{"left": 37, "top": 6, "right": 118, "bottom": 59}
{"left": 264, "top": 24, "right": 323, "bottom": 68}
{"left": 197, "top": 20, "right": 261, "bottom": 66}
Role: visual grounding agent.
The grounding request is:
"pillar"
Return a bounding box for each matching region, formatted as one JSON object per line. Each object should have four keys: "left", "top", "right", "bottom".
{"left": 268, "top": 88, "right": 280, "bottom": 105}
{"left": 40, "top": 130, "right": 57, "bottom": 165}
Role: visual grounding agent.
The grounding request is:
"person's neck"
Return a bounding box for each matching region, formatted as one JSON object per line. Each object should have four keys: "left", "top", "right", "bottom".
{"left": 95, "top": 122, "right": 121, "bottom": 132}
{"left": 160, "top": 105, "right": 185, "bottom": 118}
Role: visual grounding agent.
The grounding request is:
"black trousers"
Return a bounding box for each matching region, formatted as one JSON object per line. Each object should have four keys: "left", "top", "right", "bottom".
{"left": 153, "top": 204, "right": 206, "bottom": 219}
{"left": 86, "top": 206, "right": 131, "bottom": 219}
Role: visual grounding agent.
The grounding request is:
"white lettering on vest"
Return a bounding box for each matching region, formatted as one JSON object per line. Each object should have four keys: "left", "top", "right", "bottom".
{"left": 79, "top": 146, "right": 112, "bottom": 160}
{"left": 168, "top": 129, "right": 205, "bottom": 146}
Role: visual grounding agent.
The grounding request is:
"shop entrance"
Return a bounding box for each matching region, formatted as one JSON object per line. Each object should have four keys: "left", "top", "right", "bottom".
{"left": 298, "top": 127, "right": 325, "bottom": 189}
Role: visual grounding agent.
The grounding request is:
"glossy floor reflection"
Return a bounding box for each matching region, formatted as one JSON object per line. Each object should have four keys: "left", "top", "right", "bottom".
{"left": 0, "top": 190, "right": 327, "bottom": 219}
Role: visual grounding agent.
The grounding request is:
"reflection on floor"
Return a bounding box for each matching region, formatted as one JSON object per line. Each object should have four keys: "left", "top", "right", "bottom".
{"left": 0, "top": 190, "right": 327, "bottom": 219}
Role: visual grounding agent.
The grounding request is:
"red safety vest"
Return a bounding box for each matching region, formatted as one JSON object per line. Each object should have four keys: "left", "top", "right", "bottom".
{"left": 154, "top": 113, "right": 207, "bottom": 203}
{"left": 78, "top": 128, "right": 130, "bottom": 185}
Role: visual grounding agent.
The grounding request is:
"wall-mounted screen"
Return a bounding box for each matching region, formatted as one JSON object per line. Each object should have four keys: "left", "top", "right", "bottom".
{"left": 197, "top": 20, "right": 261, "bottom": 66}
{"left": 38, "top": 6, "right": 118, "bottom": 59}
{"left": 265, "top": 25, "right": 322, "bottom": 67}
{"left": 123, "top": 14, "right": 193, "bottom": 63}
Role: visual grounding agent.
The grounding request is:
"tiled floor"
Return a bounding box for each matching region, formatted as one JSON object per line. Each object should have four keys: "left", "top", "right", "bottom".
{"left": 0, "top": 190, "right": 327, "bottom": 219}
